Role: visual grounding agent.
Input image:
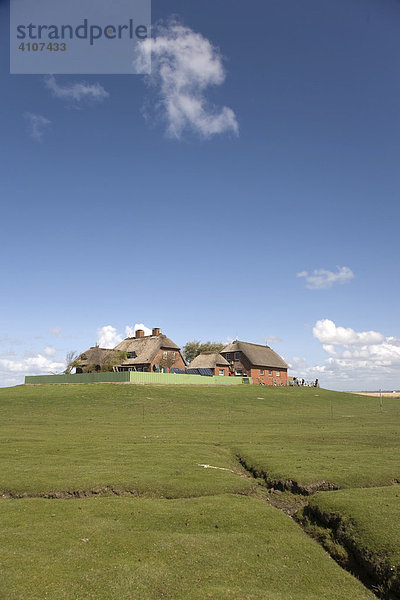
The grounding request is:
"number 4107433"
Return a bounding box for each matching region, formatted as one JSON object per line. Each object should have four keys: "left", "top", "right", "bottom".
{"left": 18, "top": 42, "right": 67, "bottom": 51}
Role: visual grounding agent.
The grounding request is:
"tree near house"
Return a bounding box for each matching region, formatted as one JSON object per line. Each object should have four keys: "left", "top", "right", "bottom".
{"left": 64, "top": 351, "right": 78, "bottom": 375}
{"left": 158, "top": 351, "right": 177, "bottom": 372}
{"left": 183, "top": 341, "right": 224, "bottom": 363}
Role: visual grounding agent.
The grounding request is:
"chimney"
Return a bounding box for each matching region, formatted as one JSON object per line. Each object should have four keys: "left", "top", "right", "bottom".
{"left": 135, "top": 329, "right": 145, "bottom": 338}
{"left": 152, "top": 327, "right": 161, "bottom": 336}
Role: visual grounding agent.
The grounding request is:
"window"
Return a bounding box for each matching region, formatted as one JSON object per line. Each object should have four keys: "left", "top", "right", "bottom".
{"left": 226, "top": 353, "right": 231, "bottom": 360}
{"left": 162, "top": 351, "right": 168, "bottom": 359}
{"left": 219, "top": 369, "right": 224, "bottom": 376}
{"left": 235, "top": 368, "right": 243, "bottom": 375}
{"left": 171, "top": 351, "right": 176, "bottom": 360}
{"left": 127, "top": 351, "right": 137, "bottom": 359}
{"left": 276, "top": 370, "right": 280, "bottom": 377}
{"left": 268, "top": 370, "right": 272, "bottom": 376}
{"left": 234, "top": 352, "right": 240, "bottom": 360}
{"left": 260, "top": 369, "right": 264, "bottom": 375}
{"left": 80, "top": 354, "right": 87, "bottom": 360}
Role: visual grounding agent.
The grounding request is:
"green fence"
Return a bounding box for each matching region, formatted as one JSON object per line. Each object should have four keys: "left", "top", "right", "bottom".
{"left": 25, "top": 372, "right": 130, "bottom": 385}
{"left": 25, "top": 372, "right": 251, "bottom": 386}
{"left": 128, "top": 372, "right": 250, "bottom": 385}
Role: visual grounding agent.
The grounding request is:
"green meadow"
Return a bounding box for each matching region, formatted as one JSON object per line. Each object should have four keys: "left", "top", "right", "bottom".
{"left": 0, "top": 383, "right": 399, "bottom": 598}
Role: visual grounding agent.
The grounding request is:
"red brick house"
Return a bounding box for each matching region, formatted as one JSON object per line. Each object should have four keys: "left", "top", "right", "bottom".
{"left": 221, "top": 341, "right": 288, "bottom": 385}
{"left": 113, "top": 328, "right": 186, "bottom": 373}
{"left": 189, "top": 352, "right": 230, "bottom": 376}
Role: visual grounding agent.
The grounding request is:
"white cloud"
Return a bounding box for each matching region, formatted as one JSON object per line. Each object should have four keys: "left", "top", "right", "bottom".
{"left": 50, "top": 326, "right": 62, "bottom": 338}
{"left": 97, "top": 326, "right": 123, "bottom": 349}
{"left": 0, "top": 353, "right": 65, "bottom": 387}
{"left": 98, "top": 323, "right": 153, "bottom": 347}
{"left": 44, "top": 75, "right": 109, "bottom": 103}
{"left": 134, "top": 19, "right": 239, "bottom": 139}
{"left": 43, "top": 346, "right": 56, "bottom": 357}
{"left": 297, "top": 266, "right": 354, "bottom": 290}
{"left": 291, "top": 319, "right": 400, "bottom": 390}
{"left": 313, "top": 319, "right": 385, "bottom": 346}
{"left": 24, "top": 112, "right": 51, "bottom": 141}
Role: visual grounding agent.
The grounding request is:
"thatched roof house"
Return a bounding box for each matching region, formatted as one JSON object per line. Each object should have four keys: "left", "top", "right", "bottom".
{"left": 113, "top": 328, "right": 186, "bottom": 372}
{"left": 75, "top": 328, "right": 186, "bottom": 374}
{"left": 221, "top": 341, "right": 288, "bottom": 385}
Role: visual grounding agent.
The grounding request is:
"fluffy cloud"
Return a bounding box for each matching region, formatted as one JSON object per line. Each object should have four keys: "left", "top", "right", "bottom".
{"left": 96, "top": 326, "right": 123, "bottom": 349}
{"left": 313, "top": 319, "right": 385, "bottom": 346}
{"left": 314, "top": 319, "right": 400, "bottom": 369}
{"left": 289, "top": 319, "right": 400, "bottom": 390}
{"left": 24, "top": 112, "right": 51, "bottom": 141}
{"left": 0, "top": 352, "right": 65, "bottom": 387}
{"left": 134, "top": 20, "right": 239, "bottom": 139}
{"left": 44, "top": 75, "right": 109, "bottom": 103}
{"left": 98, "top": 323, "right": 153, "bottom": 347}
{"left": 297, "top": 266, "right": 354, "bottom": 290}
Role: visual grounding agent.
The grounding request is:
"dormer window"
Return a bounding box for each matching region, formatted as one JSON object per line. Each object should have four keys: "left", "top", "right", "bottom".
{"left": 80, "top": 354, "right": 87, "bottom": 360}
{"left": 234, "top": 352, "right": 240, "bottom": 360}
{"left": 127, "top": 352, "right": 137, "bottom": 359}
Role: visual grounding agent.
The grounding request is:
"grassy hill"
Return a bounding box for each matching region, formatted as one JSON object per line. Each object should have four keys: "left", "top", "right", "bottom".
{"left": 1, "top": 383, "right": 399, "bottom": 598}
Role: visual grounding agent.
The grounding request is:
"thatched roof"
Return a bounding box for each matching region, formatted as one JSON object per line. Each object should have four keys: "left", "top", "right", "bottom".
{"left": 221, "top": 341, "right": 288, "bottom": 369}
{"left": 114, "top": 334, "right": 182, "bottom": 366}
{"left": 76, "top": 347, "right": 119, "bottom": 367}
{"left": 189, "top": 352, "right": 229, "bottom": 369}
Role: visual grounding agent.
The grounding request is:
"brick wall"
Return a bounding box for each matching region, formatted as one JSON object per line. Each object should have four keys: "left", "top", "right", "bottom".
{"left": 151, "top": 349, "right": 186, "bottom": 373}
{"left": 250, "top": 368, "right": 288, "bottom": 386}
{"left": 213, "top": 366, "right": 230, "bottom": 376}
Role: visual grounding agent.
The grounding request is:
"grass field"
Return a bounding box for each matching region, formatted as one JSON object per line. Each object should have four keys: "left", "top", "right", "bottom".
{"left": 0, "top": 495, "right": 375, "bottom": 600}
{"left": 1, "top": 383, "right": 399, "bottom": 598}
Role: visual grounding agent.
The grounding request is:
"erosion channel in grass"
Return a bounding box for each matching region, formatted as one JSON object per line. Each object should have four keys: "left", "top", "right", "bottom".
{"left": 298, "top": 486, "right": 400, "bottom": 598}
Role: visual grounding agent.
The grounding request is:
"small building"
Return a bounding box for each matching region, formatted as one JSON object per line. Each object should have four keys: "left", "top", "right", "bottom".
{"left": 113, "top": 328, "right": 186, "bottom": 373}
{"left": 221, "top": 341, "right": 288, "bottom": 385}
{"left": 189, "top": 352, "right": 230, "bottom": 376}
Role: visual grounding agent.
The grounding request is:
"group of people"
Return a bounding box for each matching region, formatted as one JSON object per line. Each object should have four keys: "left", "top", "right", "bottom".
{"left": 292, "top": 377, "right": 319, "bottom": 387}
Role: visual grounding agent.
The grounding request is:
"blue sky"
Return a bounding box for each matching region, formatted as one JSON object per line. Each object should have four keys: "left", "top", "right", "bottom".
{"left": 1, "top": 0, "right": 399, "bottom": 390}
